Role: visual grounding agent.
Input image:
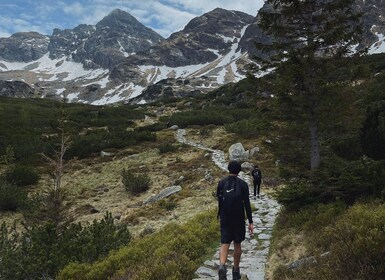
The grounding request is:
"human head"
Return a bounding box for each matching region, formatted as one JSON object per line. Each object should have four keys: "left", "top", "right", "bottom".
{"left": 254, "top": 164, "right": 259, "bottom": 169}
{"left": 228, "top": 160, "right": 242, "bottom": 175}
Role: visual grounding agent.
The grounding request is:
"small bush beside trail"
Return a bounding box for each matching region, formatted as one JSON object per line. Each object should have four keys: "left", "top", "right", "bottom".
{"left": 121, "top": 169, "right": 151, "bottom": 195}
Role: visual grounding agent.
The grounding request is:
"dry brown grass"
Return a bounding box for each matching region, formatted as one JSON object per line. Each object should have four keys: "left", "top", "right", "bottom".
{"left": 14, "top": 124, "right": 224, "bottom": 237}
{"left": 265, "top": 230, "right": 308, "bottom": 280}
{"left": 0, "top": 105, "right": 279, "bottom": 242}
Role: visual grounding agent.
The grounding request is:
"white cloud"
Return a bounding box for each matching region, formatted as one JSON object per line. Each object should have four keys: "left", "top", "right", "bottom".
{"left": 0, "top": 31, "right": 11, "bottom": 38}
{"left": 63, "top": 2, "right": 86, "bottom": 16}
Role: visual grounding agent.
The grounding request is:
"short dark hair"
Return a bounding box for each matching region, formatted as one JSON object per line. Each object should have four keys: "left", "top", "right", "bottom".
{"left": 228, "top": 160, "right": 242, "bottom": 174}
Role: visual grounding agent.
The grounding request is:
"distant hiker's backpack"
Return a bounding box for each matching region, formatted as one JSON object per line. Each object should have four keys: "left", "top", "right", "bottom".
{"left": 252, "top": 169, "right": 260, "bottom": 181}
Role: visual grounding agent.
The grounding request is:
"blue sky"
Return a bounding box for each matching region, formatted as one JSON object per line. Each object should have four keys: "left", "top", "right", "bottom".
{"left": 0, "top": 0, "right": 264, "bottom": 39}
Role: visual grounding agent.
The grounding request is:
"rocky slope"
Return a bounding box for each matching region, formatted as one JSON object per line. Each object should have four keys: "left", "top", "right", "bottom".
{"left": 0, "top": 2, "right": 385, "bottom": 105}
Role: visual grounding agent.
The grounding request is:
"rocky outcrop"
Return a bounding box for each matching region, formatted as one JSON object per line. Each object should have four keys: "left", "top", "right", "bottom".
{"left": 0, "top": 32, "right": 49, "bottom": 63}
{"left": 120, "top": 8, "right": 254, "bottom": 68}
{"left": 355, "top": 0, "right": 385, "bottom": 48}
{"left": 0, "top": 80, "right": 37, "bottom": 97}
{"left": 143, "top": 185, "right": 182, "bottom": 205}
{"left": 240, "top": 0, "right": 385, "bottom": 56}
{"left": 48, "top": 9, "right": 164, "bottom": 69}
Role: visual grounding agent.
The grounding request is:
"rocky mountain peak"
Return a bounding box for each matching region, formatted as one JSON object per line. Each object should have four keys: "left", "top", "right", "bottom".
{"left": 96, "top": 8, "right": 151, "bottom": 33}
{"left": 48, "top": 9, "right": 164, "bottom": 69}
{"left": 0, "top": 32, "right": 49, "bottom": 62}
{"left": 183, "top": 8, "right": 254, "bottom": 36}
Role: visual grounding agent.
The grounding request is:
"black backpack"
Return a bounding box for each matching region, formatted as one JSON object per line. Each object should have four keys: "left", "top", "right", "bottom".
{"left": 252, "top": 169, "right": 260, "bottom": 181}
{"left": 218, "top": 177, "right": 240, "bottom": 219}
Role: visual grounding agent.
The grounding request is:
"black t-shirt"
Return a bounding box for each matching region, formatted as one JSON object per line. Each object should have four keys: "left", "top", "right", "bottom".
{"left": 217, "top": 175, "right": 253, "bottom": 226}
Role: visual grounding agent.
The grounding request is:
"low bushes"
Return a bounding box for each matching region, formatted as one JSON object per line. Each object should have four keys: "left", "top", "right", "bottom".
{"left": 121, "top": 169, "right": 151, "bottom": 195}
{"left": 5, "top": 165, "right": 40, "bottom": 186}
{"left": 58, "top": 210, "right": 220, "bottom": 280}
{"left": 169, "top": 108, "right": 234, "bottom": 128}
{"left": 0, "top": 213, "right": 131, "bottom": 280}
{"left": 276, "top": 158, "right": 385, "bottom": 211}
{"left": 66, "top": 129, "right": 156, "bottom": 159}
{"left": 225, "top": 118, "right": 271, "bottom": 138}
{"left": 158, "top": 143, "right": 178, "bottom": 154}
{"left": 0, "top": 179, "right": 28, "bottom": 211}
{"left": 273, "top": 203, "right": 385, "bottom": 280}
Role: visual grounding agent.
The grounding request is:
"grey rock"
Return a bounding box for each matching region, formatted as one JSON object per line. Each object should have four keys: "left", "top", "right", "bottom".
{"left": 0, "top": 80, "right": 37, "bottom": 98}
{"left": 241, "top": 162, "right": 254, "bottom": 171}
{"left": 249, "top": 147, "right": 260, "bottom": 158}
{"left": 169, "top": 125, "right": 179, "bottom": 131}
{"left": 100, "top": 151, "right": 114, "bottom": 157}
{"left": 229, "top": 143, "right": 249, "bottom": 162}
{"left": 140, "top": 225, "right": 155, "bottom": 237}
{"left": 286, "top": 256, "right": 316, "bottom": 270}
{"left": 196, "top": 267, "right": 217, "bottom": 277}
{"left": 143, "top": 185, "right": 182, "bottom": 205}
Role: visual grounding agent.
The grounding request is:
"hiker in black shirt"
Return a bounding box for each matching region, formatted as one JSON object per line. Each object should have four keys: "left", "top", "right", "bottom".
{"left": 216, "top": 160, "right": 253, "bottom": 280}
{"left": 251, "top": 164, "right": 262, "bottom": 199}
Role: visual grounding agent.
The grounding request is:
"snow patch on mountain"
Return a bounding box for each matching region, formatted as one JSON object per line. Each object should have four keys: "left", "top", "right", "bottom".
{"left": 369, "top": 33, "right": 385, "bottom": 54}
{"left": 139, "top": 62, "right": 211, "bottom": 83}
{"left": 0, "top": 54, "right": 108, "bottom": 82}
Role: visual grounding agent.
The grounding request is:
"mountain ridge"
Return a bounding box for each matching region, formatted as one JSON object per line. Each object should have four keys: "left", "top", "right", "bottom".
{"left": 0, "top": 3, "right": 385, "bottom": 105}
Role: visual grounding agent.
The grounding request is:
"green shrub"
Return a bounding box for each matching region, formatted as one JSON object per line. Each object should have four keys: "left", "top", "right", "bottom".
{"left": 136, "top": 122, "right": 167, "bottom": 132}
{"left": 0, "top": 180, "right": 28, "bottom": 211}
{"left": 275, "top": 180, "right": 321, "bottom": 211}
{"left": 158, "top": 198, "right": 178, "bottom": 211}
{"left": 331, "top": 134, "right": 363, "bottom": 160}
{"left": 66, "top": 130, "right": 156, "bottom": 159}
{"left": 275, "top": 201, "right": 347, "bottom": 234}
{"left": 361, "top": 100, "right": 385, "bottom": 160}
{"left": 225, "top": 118, "right": 270, "bottom": 138}
{"left": 158, "top": 143, "right": 178, "bottom": 154}
{"left": 58, "top": 210, "right": 220, "bottom": 280}
{"left": 5, "top": 165, "right": 40, "bottom": 186}
{"left": 0, "top": 213, "right": 131, "bottom": 280}
{"left": 286, "top": 203, "right": 385, "bottom": 280}
{"left": 121, "top": 169, "right": 150, "bottom": 195}
{"left": 169, "top": 107, "right": 235, "bottom": 128}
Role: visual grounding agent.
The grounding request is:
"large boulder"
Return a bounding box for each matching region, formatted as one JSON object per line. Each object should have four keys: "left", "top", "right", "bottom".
{"left": 228, "top": 143, "right": 249, "bottom": 162}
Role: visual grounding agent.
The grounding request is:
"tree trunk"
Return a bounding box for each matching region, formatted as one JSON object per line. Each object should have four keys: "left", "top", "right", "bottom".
{"left": 306, "top": 59, "right": 321, "bottom": 171}
{"left": 309, "top": 113, "right": 320, "bottom": 170}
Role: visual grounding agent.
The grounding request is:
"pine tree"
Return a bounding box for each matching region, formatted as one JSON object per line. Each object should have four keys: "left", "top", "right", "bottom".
{"left": 255, "top": 0, "right": 364, "bottom": 171}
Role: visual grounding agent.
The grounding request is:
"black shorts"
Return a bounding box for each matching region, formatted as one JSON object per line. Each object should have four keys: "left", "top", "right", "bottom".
{"left": 220, "top": 222, "right": 246, "bottom": 244}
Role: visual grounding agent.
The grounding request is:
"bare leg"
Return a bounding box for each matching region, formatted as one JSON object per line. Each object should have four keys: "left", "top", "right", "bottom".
{"left": 219, "top": 243, "right": 230, "bottom": 265}
{"left": 233, "top": 242, "right": 242, "bottom": 269}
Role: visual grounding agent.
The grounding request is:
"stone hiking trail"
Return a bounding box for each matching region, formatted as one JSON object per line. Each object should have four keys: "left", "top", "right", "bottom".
{"left": 176, "top": 129, "right": 281, "bottom": 280}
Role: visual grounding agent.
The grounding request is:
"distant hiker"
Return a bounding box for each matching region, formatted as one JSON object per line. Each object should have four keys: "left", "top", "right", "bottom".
{"left": 216, "top": 160, "right": 254, "bottom": 280}
{"left": 251, "top": 164, "right": 262, "bottom": 199}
